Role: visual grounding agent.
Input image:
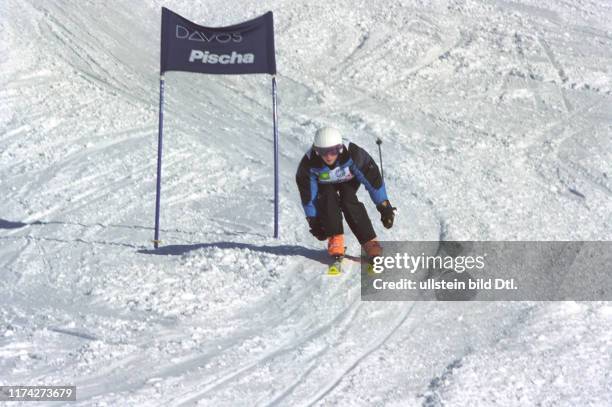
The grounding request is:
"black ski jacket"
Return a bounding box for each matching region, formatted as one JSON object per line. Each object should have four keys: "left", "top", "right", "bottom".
{"left": 295, "top": 142, "right": 388, "bottom": 217}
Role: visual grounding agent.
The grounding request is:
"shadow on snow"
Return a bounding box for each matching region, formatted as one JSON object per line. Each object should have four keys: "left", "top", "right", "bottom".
{"left": 138, "top": 242, "right": 330, "bottom": 264}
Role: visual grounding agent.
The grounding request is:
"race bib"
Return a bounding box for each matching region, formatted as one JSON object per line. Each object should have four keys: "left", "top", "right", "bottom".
{"left": 318, "top": 166, "right": 354, "bottom": 183}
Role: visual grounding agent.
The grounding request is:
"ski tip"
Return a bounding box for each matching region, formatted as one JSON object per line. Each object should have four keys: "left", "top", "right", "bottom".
{"left": 366, "top": 263, "right": 377, "bottom": 276}
{"left": 327, "top": 265, "right": 342, "bottom": 276}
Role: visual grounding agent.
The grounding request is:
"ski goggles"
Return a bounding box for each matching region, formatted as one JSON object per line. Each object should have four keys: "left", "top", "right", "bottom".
{"left": 314, "top": 144, "right": 343, "bottom": 156}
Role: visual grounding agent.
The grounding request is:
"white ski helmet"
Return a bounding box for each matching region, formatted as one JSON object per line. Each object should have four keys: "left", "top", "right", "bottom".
{"left": 314, "top": 126, "right": 342, "bottom": 148}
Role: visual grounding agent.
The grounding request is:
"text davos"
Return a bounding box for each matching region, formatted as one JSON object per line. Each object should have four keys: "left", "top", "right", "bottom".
{"left": 176, "top": 25, "right": 242, "bottom": 43}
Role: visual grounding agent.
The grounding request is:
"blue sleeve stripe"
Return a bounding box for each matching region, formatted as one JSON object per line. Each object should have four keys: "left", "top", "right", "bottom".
{"left": 352, "top": 166, "right": 388, "bottom": 205}
{"left": 303, "top": 202, "right": 317, "bottom": 217}
{"left": 371, "top": 184, "right": 388, "bottom": 204}
{"left": 303, "top": 174, "right": 318, "bottom": 217}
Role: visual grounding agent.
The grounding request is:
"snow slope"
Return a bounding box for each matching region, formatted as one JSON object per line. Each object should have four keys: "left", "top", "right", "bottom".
{"left": 1, "top": 0, "right": 611, "bottom": 405}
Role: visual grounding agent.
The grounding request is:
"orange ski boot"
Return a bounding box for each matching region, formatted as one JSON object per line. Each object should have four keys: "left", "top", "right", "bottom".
{"left": 327, "top": 234, "right": 345, "bottom": 257}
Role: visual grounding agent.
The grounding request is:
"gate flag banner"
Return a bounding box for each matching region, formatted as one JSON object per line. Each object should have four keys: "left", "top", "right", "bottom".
{"left": 153, "top": 7, "right": 280, "bottom": 248}
{"left": 160, "top": 7, "right": 276, "bottom": 75}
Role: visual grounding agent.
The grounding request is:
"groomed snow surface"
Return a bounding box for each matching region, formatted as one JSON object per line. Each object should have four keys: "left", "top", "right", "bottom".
{"left": 1, "top": 0, "right": 611, "bottom": 405}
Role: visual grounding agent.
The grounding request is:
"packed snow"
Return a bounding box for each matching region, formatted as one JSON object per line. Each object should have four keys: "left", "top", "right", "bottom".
{"left": 1, "top": 0, "right": 611, "bottom": 405}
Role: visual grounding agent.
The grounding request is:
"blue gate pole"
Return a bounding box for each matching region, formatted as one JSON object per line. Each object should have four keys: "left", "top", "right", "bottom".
{"left": 153, "top": 75, "right": 165, "bottom": 248}
{"left": 272, "top": 76, "right": 279, "bottom": 239}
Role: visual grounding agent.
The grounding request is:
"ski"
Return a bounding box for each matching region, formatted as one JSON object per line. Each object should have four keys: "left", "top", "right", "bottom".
{"left": 327, "top": 255, "right": 344, "bottom": 276}
{"left": 326, "top": 255, "right": 381, "bottom": 276}
{"left": 363, "top": 255, "right": 381, "bottom": 276}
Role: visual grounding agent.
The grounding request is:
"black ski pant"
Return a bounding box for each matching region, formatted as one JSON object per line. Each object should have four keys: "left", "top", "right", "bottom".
{"left": 316, "top": 179, "right": 376, "bottom": 245}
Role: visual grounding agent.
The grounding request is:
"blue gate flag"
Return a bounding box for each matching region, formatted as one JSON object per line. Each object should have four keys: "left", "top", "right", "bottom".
{"left": 154, "top": 7, "right": 280, "bottom": 248}
{"left": 160, "top": 7, "right": 276, "bottom": 75}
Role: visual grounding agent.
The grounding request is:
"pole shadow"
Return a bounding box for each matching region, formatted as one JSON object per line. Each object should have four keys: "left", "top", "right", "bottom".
{"left": 0, "top": 219, "right": 41, "bottom": 229}
{"left": 0, "top": 218, "right": 259, "bottom": 238}
{"left": 138, "top": 242, "right": 330, "bottom": 265}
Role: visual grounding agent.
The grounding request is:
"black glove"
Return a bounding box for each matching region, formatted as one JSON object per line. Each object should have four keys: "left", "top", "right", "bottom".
{"left": 377, "top": 200, "right": 396, "bottom": 229}
{"left": 306, "top": 217, "right": 327, "bottom": 241}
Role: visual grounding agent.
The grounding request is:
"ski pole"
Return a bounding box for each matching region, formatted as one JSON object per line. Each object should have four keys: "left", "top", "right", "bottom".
{"left": 376, "top": 137, "right": 384, "bottom": 183}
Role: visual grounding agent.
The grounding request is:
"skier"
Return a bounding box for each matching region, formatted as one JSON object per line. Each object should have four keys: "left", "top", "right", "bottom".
{"left": 296, "top": 126, "right": 396, "bottom": 260}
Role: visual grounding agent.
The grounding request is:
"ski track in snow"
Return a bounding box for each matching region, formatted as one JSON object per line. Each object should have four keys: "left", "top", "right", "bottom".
{"left": 1, "top": 0, "right": 611, "bottom": 405}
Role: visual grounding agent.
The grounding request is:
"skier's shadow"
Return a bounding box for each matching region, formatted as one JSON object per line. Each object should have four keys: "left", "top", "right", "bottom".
{"left": 138, "top": 242, "right": 330, "bottom": 264}
{"left": 0, "top": 219, "right": 33, "bottom": 229}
